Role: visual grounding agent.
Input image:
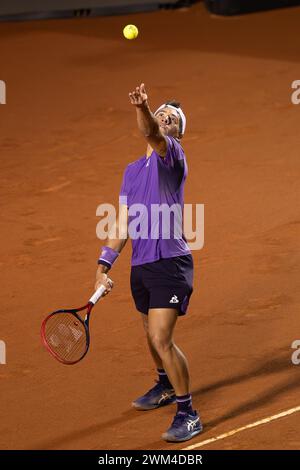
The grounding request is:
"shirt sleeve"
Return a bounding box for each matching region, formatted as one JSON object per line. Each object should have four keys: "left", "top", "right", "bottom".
{"left": 119, "top": 166, "right": 129, "bottom": 206}
{"left": 153, "top": 136, "right": 186, "bottom": 192}
{"left": 164, "top": 136, "right": 185, "bottom": 164}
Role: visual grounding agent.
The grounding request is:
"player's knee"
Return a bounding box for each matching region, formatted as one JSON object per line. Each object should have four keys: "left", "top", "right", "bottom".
{"left": 149, "top": 334, "right": 172, "bottom": 355}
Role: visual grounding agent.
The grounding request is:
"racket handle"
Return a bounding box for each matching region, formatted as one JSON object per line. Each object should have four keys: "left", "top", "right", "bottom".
{"left": 89, "top": 285, "right": 106, "bottom": 305}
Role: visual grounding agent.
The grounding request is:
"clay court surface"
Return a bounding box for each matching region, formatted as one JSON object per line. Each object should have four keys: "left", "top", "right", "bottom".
{"left": 0, "top": 2, "right": 299, "bottom": 450}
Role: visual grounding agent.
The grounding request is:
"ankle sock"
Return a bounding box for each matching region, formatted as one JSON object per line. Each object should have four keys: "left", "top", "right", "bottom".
{"left": 176, "top": 393, "right": 193, "bottom": 414}
{"left": 157, "top": 368, "right": 173, "bottom": 389}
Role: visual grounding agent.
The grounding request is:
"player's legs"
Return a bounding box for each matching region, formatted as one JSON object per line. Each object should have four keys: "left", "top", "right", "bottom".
{"left": 147, "top": 308, "right": 189, "bottom": 396}
{"left": 131, "top": 256, "right": 194, "bottom": 412}
{"left": 147, "top": 307, "right": 202, "bottom": 442}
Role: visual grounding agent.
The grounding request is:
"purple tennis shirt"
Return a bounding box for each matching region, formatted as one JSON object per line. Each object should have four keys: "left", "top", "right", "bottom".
{"left": 119, "top": 136, "right": 191, "bottom": 266}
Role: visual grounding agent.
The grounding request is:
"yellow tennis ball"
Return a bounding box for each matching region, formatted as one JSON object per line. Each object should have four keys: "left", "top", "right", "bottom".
{"left": 123, "top": 24, "right": 138, "bottom": 40}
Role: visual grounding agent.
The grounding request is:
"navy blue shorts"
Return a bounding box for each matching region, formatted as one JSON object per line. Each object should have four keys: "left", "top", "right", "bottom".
{"left": 130, "top": 255, "right": 194, "bottom": 316}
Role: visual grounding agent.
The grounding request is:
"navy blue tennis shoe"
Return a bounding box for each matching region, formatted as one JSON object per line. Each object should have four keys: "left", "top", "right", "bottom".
{"left": 162, "top": 410, "right": 202, "bottom": 442}
{"left": 132, "top": 381, "right": 176, "bottom": 410}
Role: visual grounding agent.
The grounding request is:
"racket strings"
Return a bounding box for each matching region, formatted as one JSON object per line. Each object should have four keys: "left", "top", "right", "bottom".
{"left": 44, "top": 312, "right": 88, "bottom": 363}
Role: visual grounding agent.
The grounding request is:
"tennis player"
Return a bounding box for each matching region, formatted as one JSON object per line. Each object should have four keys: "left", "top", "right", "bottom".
{"left": 95, "top": 83, "right": 202, "bottom": 442}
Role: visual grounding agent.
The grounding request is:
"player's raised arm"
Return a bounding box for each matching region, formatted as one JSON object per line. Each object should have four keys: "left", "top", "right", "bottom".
{"left": 129, "top": 83, "right": 167, "bottom": 157}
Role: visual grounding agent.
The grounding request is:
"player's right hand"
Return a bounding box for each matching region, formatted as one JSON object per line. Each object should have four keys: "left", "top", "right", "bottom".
{"left": 95, "top": 269, "right": 114, "bottom": 297}
{"left": 129, "top": 83, "right": 148, "bottom": 107}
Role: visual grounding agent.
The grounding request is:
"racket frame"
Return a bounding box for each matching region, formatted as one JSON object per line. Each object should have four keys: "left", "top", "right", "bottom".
{"left": 41, "top": 284, "right": 106, "bottom": 365}
{"left": 41, "top": 302, "right": 93, "bottom": 365}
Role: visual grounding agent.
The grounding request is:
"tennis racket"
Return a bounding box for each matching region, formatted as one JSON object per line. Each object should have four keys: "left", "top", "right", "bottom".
{"left": 41, "top": 284, "right": 107, "bottom": 365}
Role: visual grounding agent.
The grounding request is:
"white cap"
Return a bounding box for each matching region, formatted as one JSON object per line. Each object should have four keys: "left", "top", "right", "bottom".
{"left": 154, "top": 103, "right": 186, "bottom": 135}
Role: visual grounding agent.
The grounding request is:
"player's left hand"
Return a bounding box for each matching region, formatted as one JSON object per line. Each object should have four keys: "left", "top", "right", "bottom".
{"left": 129, "top": 83, "right": 148, "bottom": 107}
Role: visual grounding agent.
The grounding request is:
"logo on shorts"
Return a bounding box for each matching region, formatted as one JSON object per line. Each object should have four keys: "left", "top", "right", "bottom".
{"left": 169, "top": 295, "right": 179, "bottom": 304}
